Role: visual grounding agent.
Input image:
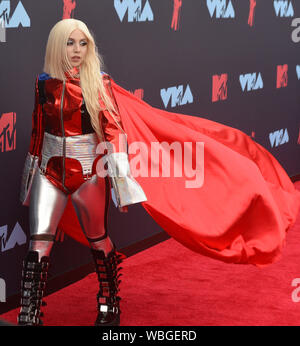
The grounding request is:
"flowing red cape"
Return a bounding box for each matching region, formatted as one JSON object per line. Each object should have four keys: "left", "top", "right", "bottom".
{"left": 58, "top": 77, "right": 300, "bottom": 266}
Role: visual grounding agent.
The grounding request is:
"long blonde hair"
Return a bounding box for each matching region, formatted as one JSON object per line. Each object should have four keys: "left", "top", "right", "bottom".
{"left": 43, "top": 18, "right": 119, "bottom": 141}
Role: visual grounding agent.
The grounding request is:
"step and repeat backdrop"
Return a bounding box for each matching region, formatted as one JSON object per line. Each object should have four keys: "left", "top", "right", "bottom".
{"left": 0, "top": 0, "right": 299, "bottom": 303}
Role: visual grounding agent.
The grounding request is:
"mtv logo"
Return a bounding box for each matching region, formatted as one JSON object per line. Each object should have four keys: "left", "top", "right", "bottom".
{"left": 0, "top": 112, "right": 16, "bottom": 152}
{"left": 132, "top": 88, "right": 144, "bottom": 100}
{"left": 0, "top": 1, "right": 30, "bottom": 28}
{"left": 62, "top": 0, "right": 77, "bottom": 19}
{"left": 212, "top": 73, "right": 228, "bottom": 102}
{"left": 276, "top": 64, "right": 288, "bottom": 88}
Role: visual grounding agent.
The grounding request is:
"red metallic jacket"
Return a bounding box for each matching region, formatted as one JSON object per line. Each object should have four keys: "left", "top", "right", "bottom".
{"left": 28, "top": 69, "right": 125, "bottom": 194}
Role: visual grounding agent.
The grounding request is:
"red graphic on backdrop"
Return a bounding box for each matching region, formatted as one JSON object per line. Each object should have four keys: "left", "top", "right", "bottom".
{"left": 248, "top": 0, "right": 256, "bottom": 27}
{"left": 132, "top": 89, "right": 144, "bottom": 100}
{"left": 297, "top": 127, "right": 300, "bottom": 145}
{"left": 276, "top": 64, "right": 288, "bottom": 88}
{"left": 0, "top": 112, "right": 16, "bottom": 152}
{"left": 62, "top": 0, "right": 76, "bottom": 19}
{"left": 171, "top": 0, "right": 182, "bottom": 31}
{"left": 212, "top": 74, "right": 228, "bottom": 102}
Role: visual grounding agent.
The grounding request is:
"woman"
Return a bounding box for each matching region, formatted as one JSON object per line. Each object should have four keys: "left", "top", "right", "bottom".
{"left": 19, "top": 18, "right": 300, "bottom": 326}
{"left": 18, "top": 18, "right": 146, "bottom": 326}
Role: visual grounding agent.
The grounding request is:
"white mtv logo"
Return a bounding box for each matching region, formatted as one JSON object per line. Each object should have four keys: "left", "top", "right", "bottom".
{"left": 207, "top": 0, "right": 235, "bottom": 18}
{"left": 114, "top": 0, "right": 153, "bottom": 22}
{"left": 0, "top": 222, "right": 27, "bottom": 252}
{"left": 239, "top": 73, "right": 263, "bottom": 92}
{"left": 269, "top": 128, "right": 289, "bottom": 148}
{"left": 0, "top": 1, "right": 30, "bottom": 28}
{"left": 160, "top": 84, "right": 193, "bottom": 108}
{"left": 274, "top": 1, "right": 294, "bottom": 17}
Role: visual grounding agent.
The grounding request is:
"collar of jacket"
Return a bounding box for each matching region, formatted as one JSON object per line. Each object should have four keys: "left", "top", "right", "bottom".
{"left": 64, "top": 66, "right": 80, "bottom": 80}
{"left": 38, "top": 67, "right": 80, "bottom": 82}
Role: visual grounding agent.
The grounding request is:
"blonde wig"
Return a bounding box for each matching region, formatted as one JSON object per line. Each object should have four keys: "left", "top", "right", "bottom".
{"left": 43, "top": 18, "right": 119, "bottom": 141}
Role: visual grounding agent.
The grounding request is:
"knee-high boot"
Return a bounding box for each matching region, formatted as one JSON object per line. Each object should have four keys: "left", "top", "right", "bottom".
{"left": 17, "top": 251, "right": 49, "bottom": 326}
{"left": 91, "top": 245, "right": 124, "bottom": 326}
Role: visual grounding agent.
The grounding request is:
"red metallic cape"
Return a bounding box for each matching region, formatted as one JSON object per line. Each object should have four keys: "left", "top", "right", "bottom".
{"left": 58, "top": 77, "right": 300, "bottom": 266}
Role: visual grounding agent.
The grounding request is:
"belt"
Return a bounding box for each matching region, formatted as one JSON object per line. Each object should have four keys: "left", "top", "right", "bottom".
{"left": 40, "top": 132, "right": 99, "bottom": 177}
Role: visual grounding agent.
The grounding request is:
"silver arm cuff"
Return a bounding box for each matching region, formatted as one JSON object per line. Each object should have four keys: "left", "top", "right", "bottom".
{"left": 20, "top": 153, "right": 39, "bottom": 206}
{"left": 105, "top": 152, "right": 147, "bottom": 208}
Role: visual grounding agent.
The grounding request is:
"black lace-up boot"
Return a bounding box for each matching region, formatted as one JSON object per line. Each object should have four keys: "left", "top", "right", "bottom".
{"left": 17, "top": 251, "right": 49, "bottom": 326}
{"left": 91, "top": 246, "right": 124, "bottom": 326}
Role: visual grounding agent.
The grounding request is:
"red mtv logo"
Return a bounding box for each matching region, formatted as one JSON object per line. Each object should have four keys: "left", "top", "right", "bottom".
{"left": 277, "top": 64, "right": 288, "bottom": 88}
{"left": 0, "top": 112, "right": 16, "bottom": 152}
{"left": 171, "top": 0, "right": 183, "bottom": 31}
{"left": 212, "top": 73, "right": 228, "bottom": 102}
{"left": 62, "top": 0, "right": 76, "bottom": 19}
{"left": 248, "top": 0, "right": 256, "bottom": 27}
{"left": 132, "top": 88, "right": 144, "bottom": 100}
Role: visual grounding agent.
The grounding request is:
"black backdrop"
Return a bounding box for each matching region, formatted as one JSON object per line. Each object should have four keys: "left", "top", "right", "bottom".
{"left": 0, "top": 0, "right": 299, "bottom": 303}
